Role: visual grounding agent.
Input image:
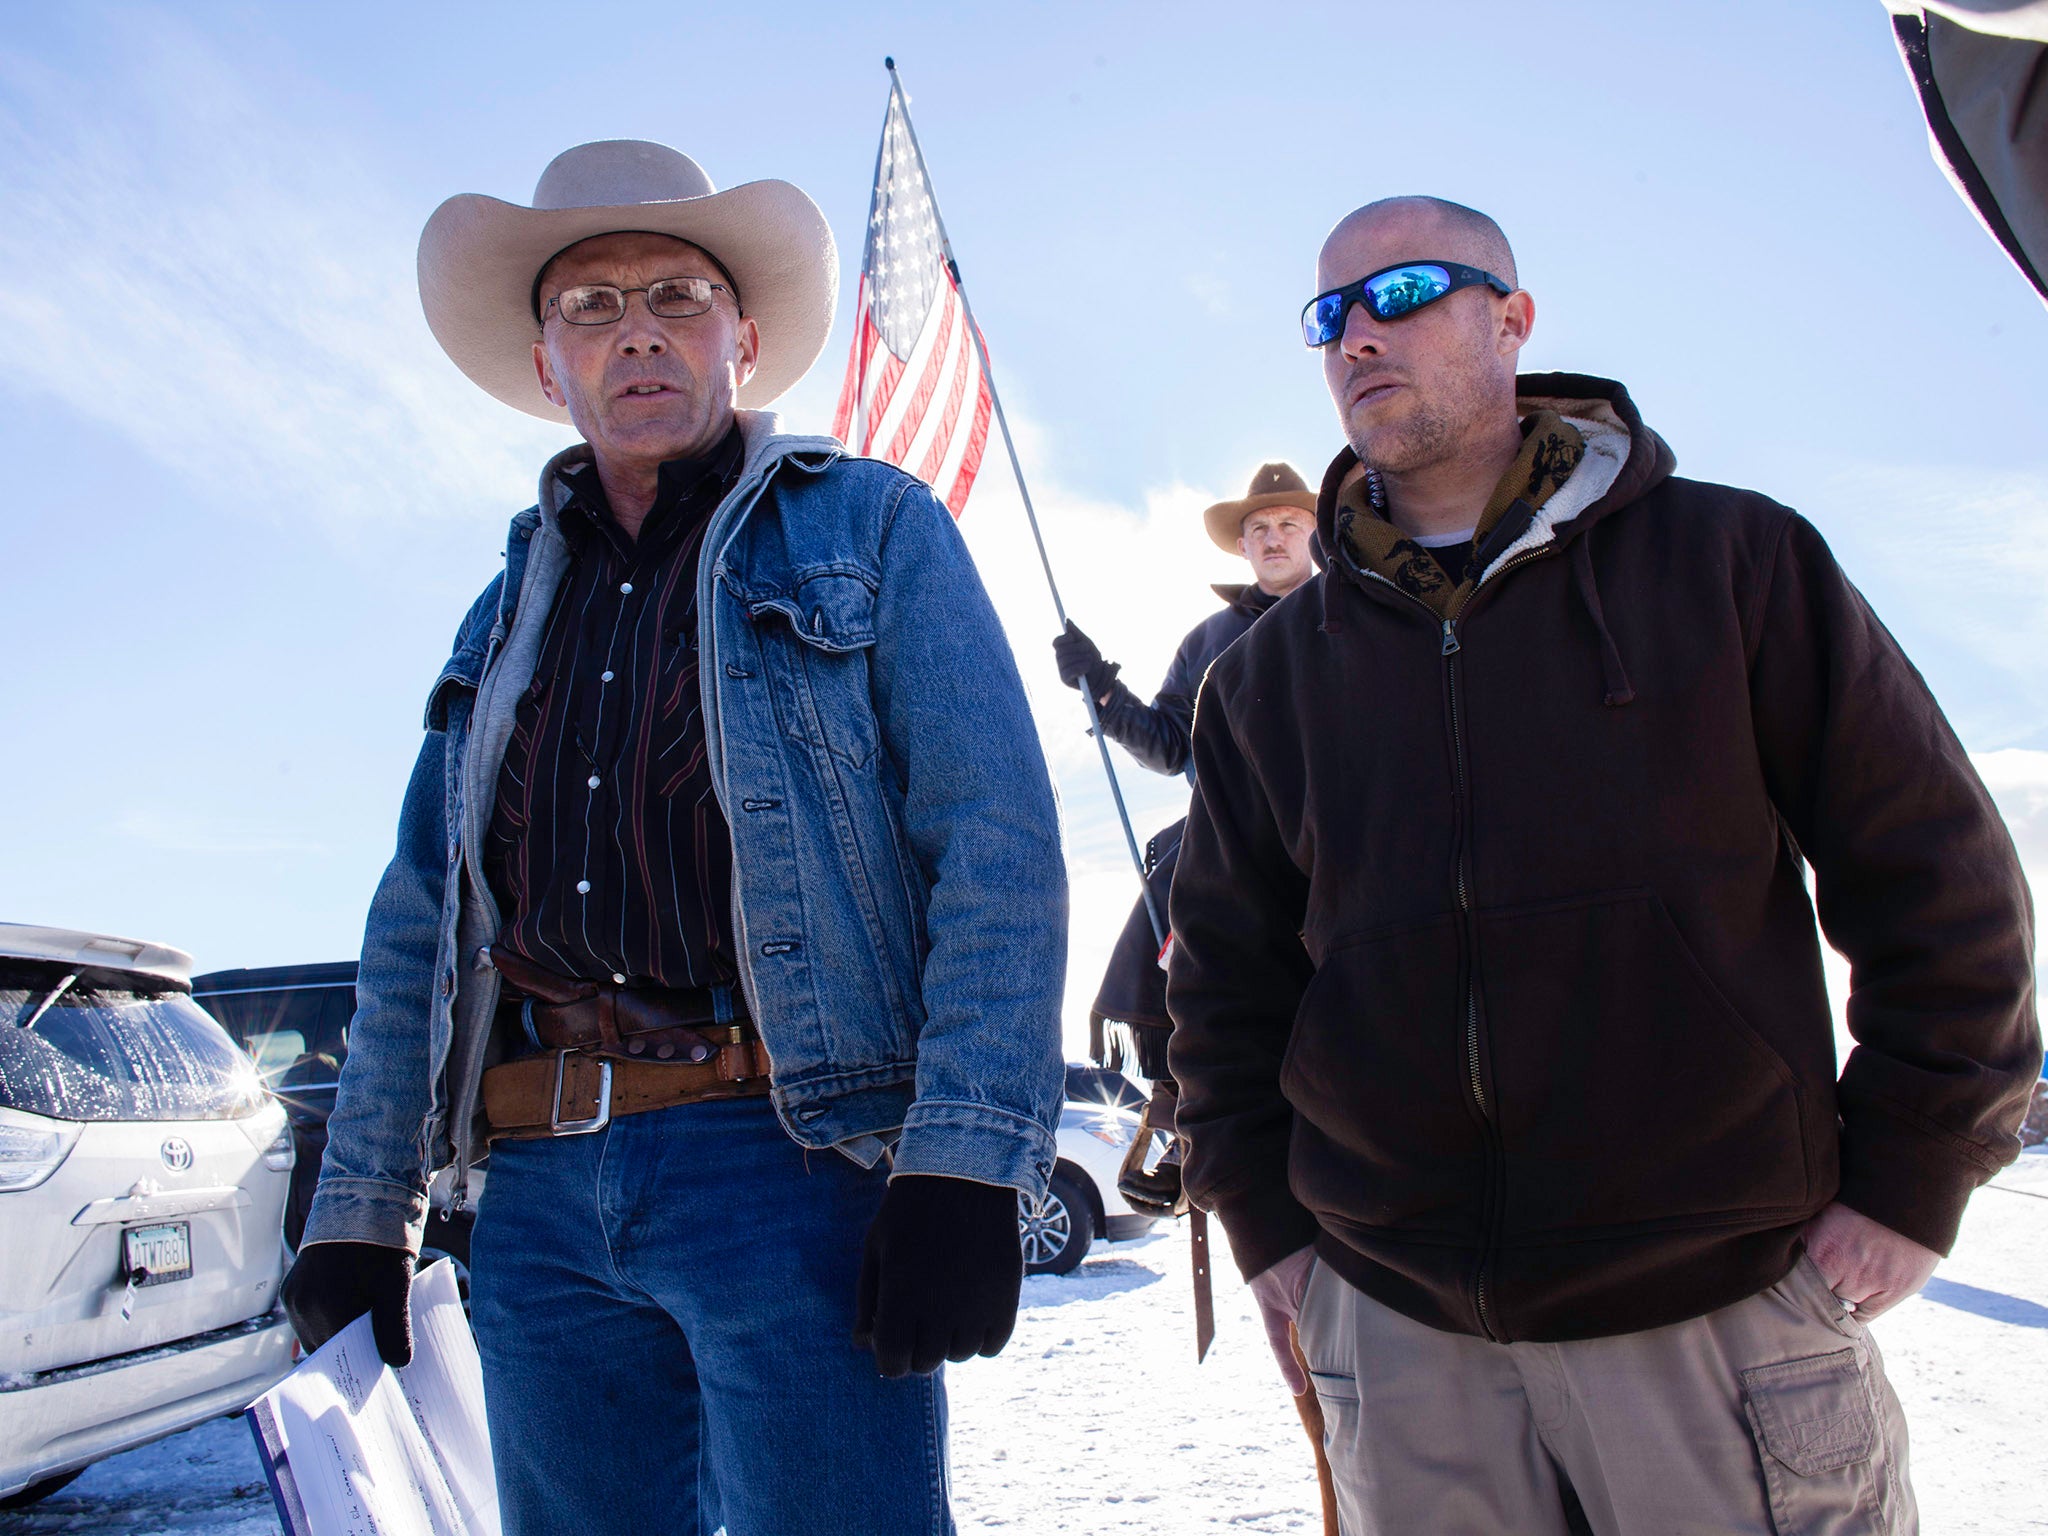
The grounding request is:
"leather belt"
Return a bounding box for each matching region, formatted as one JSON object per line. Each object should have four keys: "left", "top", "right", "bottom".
{"left": 487, "top": 945, "right": 756, "bottom": 1066}
{"left": 479, "top": 947, "right": 772, "bottom": 1142}
{"left": 483, "top": 1050, "right": 772, "bottom": 1143}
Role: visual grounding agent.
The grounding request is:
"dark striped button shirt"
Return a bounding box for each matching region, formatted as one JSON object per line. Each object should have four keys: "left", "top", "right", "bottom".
{"left": 483, "top": 425, "right": 744, "bottom": 989}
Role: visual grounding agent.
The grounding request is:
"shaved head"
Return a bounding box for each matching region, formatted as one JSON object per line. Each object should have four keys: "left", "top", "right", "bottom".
{"left": 1330, "top": 197, "right": 1517, "bottom": 287}
{"left": 1313, "top": 197, "right": 1533, "bottom": 512}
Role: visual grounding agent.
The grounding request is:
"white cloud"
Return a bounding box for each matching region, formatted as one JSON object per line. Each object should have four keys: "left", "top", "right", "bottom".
{"left": 1815, "top": 462, "right": 2048, "bottom": 749}
{"left": 0, "top": 16, "right": 565, "bottom": 535}
{"left": 1975, "top": 748, "right": 2048, "bottom": 897}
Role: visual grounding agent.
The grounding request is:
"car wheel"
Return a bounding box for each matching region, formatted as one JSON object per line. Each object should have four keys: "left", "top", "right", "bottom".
{"left": 1019, "top": 1169, "right": 1093, "bottom": 1276}
{"left": 0, "top": 1468, "right": 85, "bottom": 1509}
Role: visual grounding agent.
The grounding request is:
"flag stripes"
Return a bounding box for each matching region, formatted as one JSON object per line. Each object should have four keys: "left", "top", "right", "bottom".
{"left": 831, "top": 88, "right": 993, "bottom": 517}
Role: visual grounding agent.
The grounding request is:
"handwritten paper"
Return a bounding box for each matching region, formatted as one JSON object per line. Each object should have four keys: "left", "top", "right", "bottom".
{"left": 248, "top": 1259, "right": 500, "bottom": 1536}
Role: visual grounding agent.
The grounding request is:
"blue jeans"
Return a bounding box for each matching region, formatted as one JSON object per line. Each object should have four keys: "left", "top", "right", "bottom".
{"left": 470, "top": 1096, "right": 953, "bottom": 1536}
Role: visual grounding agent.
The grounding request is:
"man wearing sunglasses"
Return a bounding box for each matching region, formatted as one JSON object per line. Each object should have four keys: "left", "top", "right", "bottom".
{"left": 1167, "top": 195, "right": 2038, "bottom": 1533}
{"left": 278, "top": 141, "right": 1066, "bottom": 1535}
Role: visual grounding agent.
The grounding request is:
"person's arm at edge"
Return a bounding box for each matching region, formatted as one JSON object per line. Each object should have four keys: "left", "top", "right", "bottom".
{"left": 1749, "top": 509, "right": 2040, "bottom": 1259}
{"left": 1093, "top": 640, "right": 1197, "bottom": 777}
{"left": 300, "top": 585, "right": 497, "bottom": 1254}
{"left": 1166, "top": 661, "right": 1320, "bottom": 1278}
{"left": 867, "top": 476, "right": 1067, "bottom": 1198}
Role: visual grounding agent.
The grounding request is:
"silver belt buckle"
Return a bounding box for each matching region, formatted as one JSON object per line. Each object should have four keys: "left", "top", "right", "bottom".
{"left": 550, "top": 1052, "right": 613, "bottom": 1136}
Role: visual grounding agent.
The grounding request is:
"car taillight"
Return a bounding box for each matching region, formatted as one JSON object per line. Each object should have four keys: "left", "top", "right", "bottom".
{"left": 262, "top": 1123, "right": 296, "bottom": 1172}
{"left": 236, "top": 1102, "right": 296, "bottom": 1171}
{"left": 235, "top": 1097, "right": 296, "bottom": 1171}
{"left": 0, "top": 1107, "right": 82, "bottom": 1192}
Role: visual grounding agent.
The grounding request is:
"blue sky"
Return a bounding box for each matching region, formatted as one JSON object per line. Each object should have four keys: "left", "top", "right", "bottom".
{"left": 1, "top": 1, "right": 2042, "bottom": 1043}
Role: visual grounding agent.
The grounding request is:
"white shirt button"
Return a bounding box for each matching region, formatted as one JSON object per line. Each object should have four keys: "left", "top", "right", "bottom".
{"left": 587, "top": 774, "right": 601, "bottom": 789}
{"left": 601, "top": 670, "right": 614, "bottom": 683}
{"left": 612, "top": 973, "right": 626, "bottom": 985}
{"left": 576, "top": 880, "right": 591, "bottom": 895}
{"left": 619, "top": 581, "right": 633, "bottom": 595}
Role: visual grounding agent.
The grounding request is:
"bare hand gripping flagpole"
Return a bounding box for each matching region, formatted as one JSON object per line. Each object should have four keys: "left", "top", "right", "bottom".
{"left": 883, "top": 59, "right": 1166, "bottom": 951}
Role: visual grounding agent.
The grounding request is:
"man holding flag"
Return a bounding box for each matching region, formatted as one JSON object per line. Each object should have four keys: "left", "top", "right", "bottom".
{"left": 280, "top": 138, "right": 1066, "bottom": 1535}
{"left": 1054, "top": 464, "right": 1319, "bottom": 1176}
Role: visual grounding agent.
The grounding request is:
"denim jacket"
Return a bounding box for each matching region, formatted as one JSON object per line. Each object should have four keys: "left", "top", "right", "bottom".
{"left": 304, "top": 412, "right": 1068, "bottom": 1252}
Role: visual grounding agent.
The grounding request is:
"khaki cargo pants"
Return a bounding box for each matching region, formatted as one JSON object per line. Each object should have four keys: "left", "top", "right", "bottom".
{"left": 1296, "top": 1253, "right": 1916, "bottom": 1534}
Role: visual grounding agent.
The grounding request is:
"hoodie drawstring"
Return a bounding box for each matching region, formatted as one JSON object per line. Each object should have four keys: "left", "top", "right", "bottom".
{"left": 1570, "top": 532, "right": 1636, "bottom": 707}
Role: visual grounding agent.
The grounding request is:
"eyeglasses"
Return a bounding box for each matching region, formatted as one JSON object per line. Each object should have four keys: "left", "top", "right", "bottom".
{"left": 544, "top": 277, "right": 735, "bottom": 327}
{"left": 1301, "top": 262, "right": 1511, "bottom": 347}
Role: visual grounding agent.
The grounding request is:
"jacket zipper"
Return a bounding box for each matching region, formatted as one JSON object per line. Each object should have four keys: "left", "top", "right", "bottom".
{"left": 1441, "top": 619, "right": 1485, "bottom": 1113}
{"left": 1439, "top": 612, "right": 1499, "bottom": 1340}
{"left": 1341, "top": 542, "right": 1557, "bottom": 1342}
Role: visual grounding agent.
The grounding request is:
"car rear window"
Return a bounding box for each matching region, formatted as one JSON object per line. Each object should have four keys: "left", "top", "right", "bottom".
{"left": 0, "top": 960, "right": 265, "bottom": 1122}
{"left": 191, "top": 984, "right": 352, "bottom": 1089}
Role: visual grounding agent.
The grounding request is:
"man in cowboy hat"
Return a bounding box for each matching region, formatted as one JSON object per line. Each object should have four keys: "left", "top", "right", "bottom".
{"left": 1051, "top": 464, "right": 1317, "bottom": 1204}
{"left": 1051, "top": 462, "right": 1315, "bottom": 1089}
{"left": 1051, "top": 462, "right": 1318, "bottom": 777}
{"left": 280, "top": 140, "right": 1066, "bottom": 1535}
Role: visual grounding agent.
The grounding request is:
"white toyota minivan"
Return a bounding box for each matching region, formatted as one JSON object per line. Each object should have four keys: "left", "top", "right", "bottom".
{"left": 0, "top": 924, "right": 297, "bottom": 1508}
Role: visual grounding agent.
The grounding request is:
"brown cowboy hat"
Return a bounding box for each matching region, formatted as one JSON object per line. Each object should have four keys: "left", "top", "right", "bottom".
{"left": 417, "top": 139, "right": 837, "bottom": 421}
{"left": 1203, "top": 462, "right": 1318, "bottom": 553}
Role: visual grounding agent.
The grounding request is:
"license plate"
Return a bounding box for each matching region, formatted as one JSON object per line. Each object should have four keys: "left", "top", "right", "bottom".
{"left": 123, "top": 1222, "right": 192, "bottom": 1287}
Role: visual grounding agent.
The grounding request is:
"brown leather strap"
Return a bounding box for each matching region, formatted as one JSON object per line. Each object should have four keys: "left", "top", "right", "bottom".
{"left": 488, "top": 946, "right": 754, "bottom": 1064}
{"left": 1288, "top": 1321, "right": 1340, "bottom": 1536}
{"left": 482, "top": 1047, "right": 772, "bottom": 1142}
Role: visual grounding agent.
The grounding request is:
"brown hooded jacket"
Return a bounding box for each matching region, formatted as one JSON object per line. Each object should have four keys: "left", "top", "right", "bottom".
{"left": 1166, "top": 373, "right": 2039, "bottom": 1343}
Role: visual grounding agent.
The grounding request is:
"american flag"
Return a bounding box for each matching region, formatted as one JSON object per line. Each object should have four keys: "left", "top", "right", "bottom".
{"left": 831, "top": 85, "right": 992, "bottom": 517}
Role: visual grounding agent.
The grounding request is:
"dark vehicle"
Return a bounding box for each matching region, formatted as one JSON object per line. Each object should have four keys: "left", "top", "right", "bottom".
{"left": 189, "top": 964, "right": 474, "bottom": 1277}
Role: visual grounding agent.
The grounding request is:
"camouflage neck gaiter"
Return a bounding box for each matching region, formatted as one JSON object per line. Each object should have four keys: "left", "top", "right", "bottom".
{"left": 1337, "top": 410, "right": 1586, "bottom": 619}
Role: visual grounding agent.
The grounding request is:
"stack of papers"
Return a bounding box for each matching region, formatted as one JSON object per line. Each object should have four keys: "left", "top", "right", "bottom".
{"left": 247, "top": 1259, "right": 500, "bottom": 1536}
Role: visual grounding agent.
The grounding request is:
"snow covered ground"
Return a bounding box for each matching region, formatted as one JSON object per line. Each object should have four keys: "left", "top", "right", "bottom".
{"left": 6, "top": 1148, "right": 2043, "bottom": 1534}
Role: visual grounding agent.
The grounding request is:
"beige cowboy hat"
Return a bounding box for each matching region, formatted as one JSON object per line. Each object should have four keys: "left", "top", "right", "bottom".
{"left": 417, "top": 139, "right": 838, "bottom": 421}
{"left": 1202, "top": 462, "right": 1318, "bottom": 552}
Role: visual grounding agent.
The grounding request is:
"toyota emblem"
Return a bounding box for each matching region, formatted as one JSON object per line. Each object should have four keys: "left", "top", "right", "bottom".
{"left": 159, "top": 1137, "right": 194, "bottom": 1173}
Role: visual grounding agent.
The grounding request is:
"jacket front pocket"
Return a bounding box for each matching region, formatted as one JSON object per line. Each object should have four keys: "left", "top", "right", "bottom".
{"left": 748, "top": 572, "right": 880, "bottom": 771}
{"left": 1281, "top": 914, "right": 1489, "bottom": 1240}
{"left": 1480, "top": 889, "right": 1809, "bottom": 1240}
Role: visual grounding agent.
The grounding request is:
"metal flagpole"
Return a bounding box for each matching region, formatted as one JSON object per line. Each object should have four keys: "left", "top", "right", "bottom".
{"left": 884, "top": 60, "right": 1223, "bottom": 1382}
{"left": 883, "top": 57, "right": 1166, "bottom": 950}
{"left": 851, "top": 96, "right": 891, "bottom": 458}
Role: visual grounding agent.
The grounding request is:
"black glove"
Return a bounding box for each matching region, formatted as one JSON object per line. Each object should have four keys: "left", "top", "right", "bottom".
{"left": 282, "top": 1240, "right": 416, "bottom": 1367}
{"left": 853, "top": 1174, "right": 1023, "bottom": 1378}
{"left": 1052, "top": 621, "right": 1120, "bottom": 700}
{"left": 1116, "top": 1084, "right": 1187, "bottom": 1218}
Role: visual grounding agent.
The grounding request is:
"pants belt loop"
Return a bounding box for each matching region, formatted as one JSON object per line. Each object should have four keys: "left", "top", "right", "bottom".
{"left": 521, "top": 998, "right": 543, "bottom": 1052}
{"left": 712, "top": 984, "right": 734, "bottom": 1026}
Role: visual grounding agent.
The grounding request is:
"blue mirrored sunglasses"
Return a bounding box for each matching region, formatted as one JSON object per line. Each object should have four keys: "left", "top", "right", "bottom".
{"left": 1301, "top": 262, "right": 1512, "bottom": 347}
